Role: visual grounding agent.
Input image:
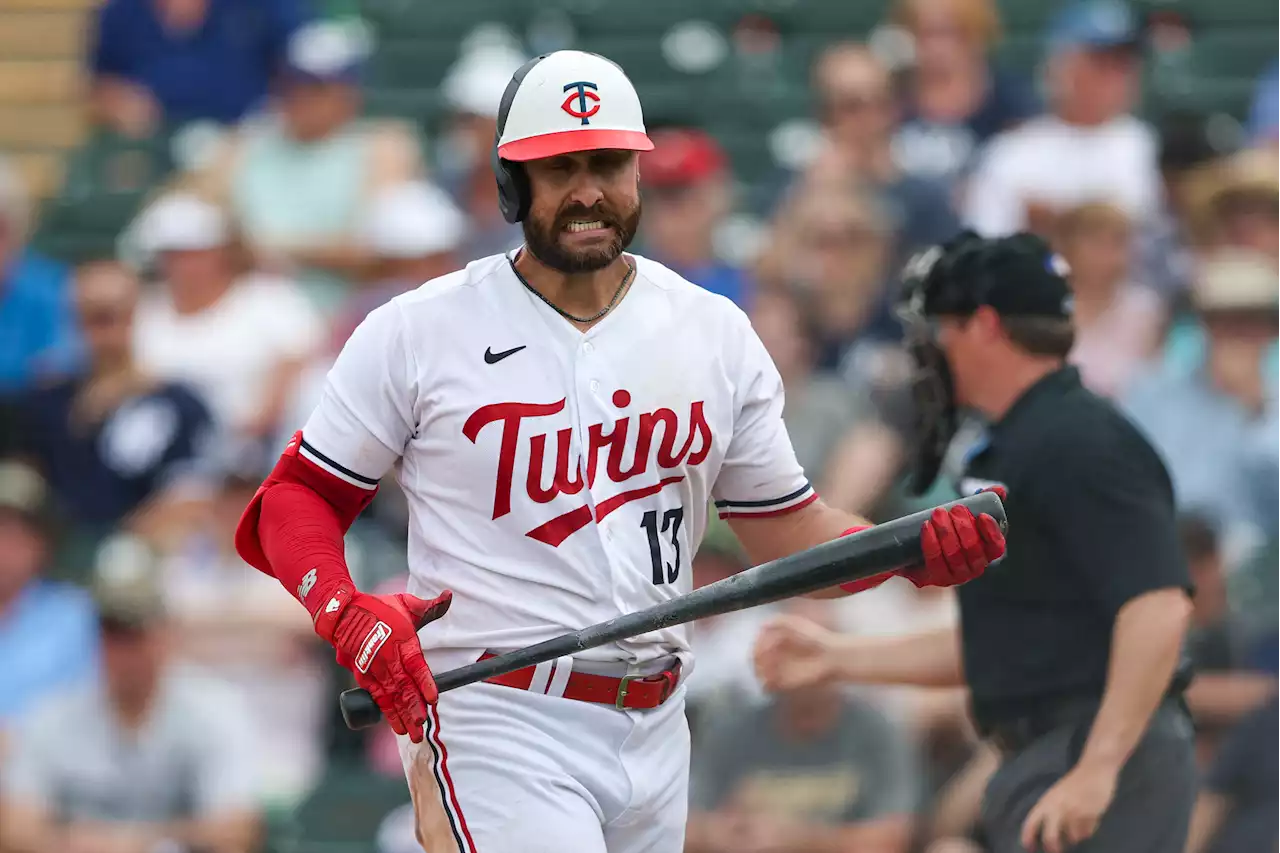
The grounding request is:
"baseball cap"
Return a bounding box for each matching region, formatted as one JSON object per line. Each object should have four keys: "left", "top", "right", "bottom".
{"left": 643, "top": 128, "right": 728, "bottom": 189}
{"left": 1047, "top": 0, "right": 1141, "bottom": 53}
{"left": 1192, "top": 251, "right": 1278, "bottom": 314}
{"left": 90, "top": 533, "right": 166, "bottom": 629}
{"left": 904, "top": 231, "right": 1075, "bottom": 321}
{"left": 0, "top": 459, "right": 50, "bottom": 529}
{"left": 496, "top": 50, "right": 654, "bottom": 162}
{"left": 362, "top": 181, "right": 469, "bottom": 258}
{"left": 283, "top": 20, "right": 371, "bottom": 85}
{"left": 135, "top": 192, "right": 229, "bottom": 255}
{"left": 443, "top": 45, "right": 530, "bottom": 119}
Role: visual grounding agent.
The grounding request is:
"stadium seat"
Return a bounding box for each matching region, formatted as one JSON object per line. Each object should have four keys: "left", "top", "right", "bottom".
{"left": 991, "top": 34, "right": 1046, "bottom": 77}
{"left": 361, "top": 0, "right": 535, "bottom": 39}
{"left": 1190, "top": 31, "right": 1278, "bottom": 80}
{"left": 367, "top": 39, "right": 461, "bottom": 90}
{"left": 29, "top": 130, "right": 173, "bottom": 264}
{"left": 563, "top": 0, "right": 738, "bottom": 37}
{"left": 765, "top": 0, "right": 883, "bottom": 38}
{"left": 1157, "top": 0, "right": 1280, "bottom": 26}
{"left": 362, "top": 87, "right": 442, "bottom": 131}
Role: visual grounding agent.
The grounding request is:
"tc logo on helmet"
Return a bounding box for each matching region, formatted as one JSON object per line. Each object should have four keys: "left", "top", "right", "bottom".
{"left": 561, "top": 81, "right": 600, "bottom": 124}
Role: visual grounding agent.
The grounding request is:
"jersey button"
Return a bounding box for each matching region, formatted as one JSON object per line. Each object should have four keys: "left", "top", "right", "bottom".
{"left": 583, "top": 341, "right": 594, "bottom": 353}
{"left": 590, "top": 380, "right": 600, "bottom": 393}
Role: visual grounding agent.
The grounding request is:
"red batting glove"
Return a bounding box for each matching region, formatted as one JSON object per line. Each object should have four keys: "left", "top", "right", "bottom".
{"left": 909, "top": 496, "right": 1006, "bottom": 588}
{"left": 312, "top": 584, "right": 453, "bottom": 743}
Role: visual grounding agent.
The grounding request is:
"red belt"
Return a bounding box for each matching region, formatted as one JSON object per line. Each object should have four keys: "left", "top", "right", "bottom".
{"left": 479, "top": 653, "right": 682, "bottom": 710}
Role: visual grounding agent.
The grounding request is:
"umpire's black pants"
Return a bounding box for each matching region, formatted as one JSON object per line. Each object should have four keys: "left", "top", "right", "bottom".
{"left": 980, "top": 699, "right": 1197, "bottom": 853}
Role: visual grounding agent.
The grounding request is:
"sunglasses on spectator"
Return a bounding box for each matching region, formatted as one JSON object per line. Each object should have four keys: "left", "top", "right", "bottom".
{"left": 98, "top": 616, "right": 156, "bottom": 638}
{"left": 78, "top": 305, "right": 131, "bottom": 328}
{"left": 821, "top": 93, "right": 890, "bottom": 120}
{"left": 803, "top": 227, "right": 881, "bottom": 250}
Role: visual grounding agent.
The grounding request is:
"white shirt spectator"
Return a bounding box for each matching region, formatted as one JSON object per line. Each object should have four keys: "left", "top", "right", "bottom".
{"left": 962, "top": 115, "right": 1160, "bottom": 236}
{"left": 135, "top": 272, "right": 324, "bottom": 435}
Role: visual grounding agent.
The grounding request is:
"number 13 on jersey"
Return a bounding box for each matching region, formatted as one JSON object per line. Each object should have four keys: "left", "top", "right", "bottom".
{"left": 640, "top": 506, "right": 684, "bottom": 585}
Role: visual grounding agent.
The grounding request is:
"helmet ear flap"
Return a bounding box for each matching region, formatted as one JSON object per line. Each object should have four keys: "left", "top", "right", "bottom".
{"left": 492, "top": 54, "right": 547, "bottom": 225}
{"left": 493, "top": 147, "right": 530, "bottom": 224}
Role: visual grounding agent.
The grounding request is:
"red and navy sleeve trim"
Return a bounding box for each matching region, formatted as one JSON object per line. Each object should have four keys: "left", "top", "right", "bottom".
{"left": 297, "top": 438, "right": 379, "bottom": 490}
{"left": 715, "top": 482, "right": 817, "bottom": 519}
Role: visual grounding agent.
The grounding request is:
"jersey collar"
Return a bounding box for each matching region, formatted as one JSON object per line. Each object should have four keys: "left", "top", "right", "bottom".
{"left": 990, "top": 365, "right": 1082, "bottom": 437}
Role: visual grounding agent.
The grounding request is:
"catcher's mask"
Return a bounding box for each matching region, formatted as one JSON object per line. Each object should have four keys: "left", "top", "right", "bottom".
{"left": 896, "top": 245, "right": 957, "bottom": 497}
{"left": 893, "top": 230, "right": 1075, "bottom": 494}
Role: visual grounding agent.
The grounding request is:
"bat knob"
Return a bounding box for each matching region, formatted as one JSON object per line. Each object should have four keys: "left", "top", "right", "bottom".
{"left": 340, "top": 688, "right": 382, "bottom": 730}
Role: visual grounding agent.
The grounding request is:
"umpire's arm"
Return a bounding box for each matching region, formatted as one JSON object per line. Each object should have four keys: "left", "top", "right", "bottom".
{"left": 1036, "top": 426, "right": 1194, "bottom": 775}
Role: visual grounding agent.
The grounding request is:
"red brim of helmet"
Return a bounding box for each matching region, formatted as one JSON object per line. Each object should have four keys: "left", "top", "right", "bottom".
{"left": 498, "top": 129, "right": 655, "bottom": 162}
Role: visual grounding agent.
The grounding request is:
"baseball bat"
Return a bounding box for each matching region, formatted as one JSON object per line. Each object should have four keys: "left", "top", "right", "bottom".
{"left": 340, "top": 490, "right": 1005, "bottom": 730}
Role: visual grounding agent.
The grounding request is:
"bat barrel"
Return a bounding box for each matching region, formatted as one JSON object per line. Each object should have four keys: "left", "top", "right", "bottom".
{"left": 339, "top": 491, "right": 1005, "bottom": 730}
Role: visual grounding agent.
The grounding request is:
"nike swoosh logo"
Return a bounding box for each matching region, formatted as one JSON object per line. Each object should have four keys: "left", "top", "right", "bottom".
{"left": 485, "top": 345, "right": 526, "bottom": 364}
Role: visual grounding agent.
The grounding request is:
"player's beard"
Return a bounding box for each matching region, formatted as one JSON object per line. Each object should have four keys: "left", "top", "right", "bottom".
{"left": 522, "top": 198, "right": 641, "bottom": 274}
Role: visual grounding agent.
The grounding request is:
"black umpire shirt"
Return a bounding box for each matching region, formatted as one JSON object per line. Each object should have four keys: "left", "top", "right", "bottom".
{"left": 956, "top": 366, "right": 1191, "bottom": 731}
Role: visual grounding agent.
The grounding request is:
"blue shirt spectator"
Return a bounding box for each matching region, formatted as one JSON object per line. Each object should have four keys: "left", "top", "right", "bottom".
{"left": 90, "top": 0, "right": 308, "bottom": 129}
{"left": 0, "top": 249, "right": 78, "bottom": 395}
{"left": 639, "top": 128, "right": 753, "bottom": 309}
{"left": 1246, "top": 61, "right": 1278, "bottom": 146}
{"left": 1122, "top": 254, "right": 1279, "bottom": 542}
{"left": 0, "top": 461, "right": 98, "bottom": 728}
{"left": 0, "top": 582, "right": 99, "bottom": 726}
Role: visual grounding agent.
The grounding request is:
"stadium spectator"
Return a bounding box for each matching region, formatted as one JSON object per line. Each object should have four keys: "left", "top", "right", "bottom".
{"left": 1136, "top": 110, "right": 1232, "bottom": 301}
{"left": 801, "top": 42, "right": 961, "bottom": 274}
{"left": 888, "top": 0, "right": 1040, "bottom": 190}
{"left": 1184, "top": 148, "right": 1280, "bottom": 261}
{"left": 1185, "top": 696, "right": 1279, "bottom": 853}
{"left": 1245, "top": 60, "right": 1278, "bottom": 147}
{"left": 919, "top": 744, "right": 1000, "bottom": 853}
{"left": 962, "top": 0, "right": 1160, "bottom": 238}
{"left": 639, "top": 128, "right": 751, "bottom": 308}
{"left": 1178, "top": 514, "right": 1277, "bottom": 738}
{"left": 131, "top": 191, "right": 324, "bottom": 443}
{"left": 0, "top": 534, "right": 262, "bottom": 853}
{"left": 18, "top": 261, "right": 214, "bottom": 542}
{"left": 755, "top": 183, "right": 906, "bottom": 394}
{"left": 160, "top": 447, "right": 326, "bottom": 809}
{"left": 1123, "top": 252, "right": 1278, "bottom": 550}
{"left": 684, "top": 521, "right": 768, "bottom": 735}
{"left": 1052, "top": 202, "right": 1165, "bottom": 397}
{"left": 0, "top": 461, "right": 97, "bottom": 735}
{"left": 686, "top": 599, "right": 918, "bottom": 853}
{"left": 331, "top": 180, "right": 469, "bottom": 346}
{"left": 749, "top": 287, "right": 903, "bottom": 515}
{"left": 436, "top": 43, "right": 528, "bottom": 260}
{"left": 88, "top": 0, "right": 309, "bottom": 135}
{"left": 0, "top": 157, "right": 79, "bottom": 395}
{"left": 195, "top": 19, "right": 423, "bottom": 311}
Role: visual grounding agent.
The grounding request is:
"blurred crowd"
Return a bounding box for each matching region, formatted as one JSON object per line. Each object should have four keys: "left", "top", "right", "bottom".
{"left": 0, "top": 0, "right": 1276, "bottom": 852}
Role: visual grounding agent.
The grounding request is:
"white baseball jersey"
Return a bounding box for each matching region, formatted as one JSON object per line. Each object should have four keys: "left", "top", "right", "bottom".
{"left": 300, "top": 252, "right": 814, "bottom": 666}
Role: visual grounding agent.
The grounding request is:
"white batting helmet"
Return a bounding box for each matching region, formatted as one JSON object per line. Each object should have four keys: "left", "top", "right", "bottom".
{"left": 492, "top": 50, "right": 653, "bottom": 222}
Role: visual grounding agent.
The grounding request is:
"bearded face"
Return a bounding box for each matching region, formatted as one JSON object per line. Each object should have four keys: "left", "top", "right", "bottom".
{"left": 519, "top": 150, "right": 642, "bottom": 273}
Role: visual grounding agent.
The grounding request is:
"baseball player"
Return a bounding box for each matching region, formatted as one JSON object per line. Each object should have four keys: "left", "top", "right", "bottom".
{"left": 234, "top": 51, "right": 1007, "bottom": 853}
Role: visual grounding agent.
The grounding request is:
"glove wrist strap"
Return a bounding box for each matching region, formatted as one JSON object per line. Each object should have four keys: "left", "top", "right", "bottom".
{"left": 309, "top": 581, "right": 356, "bottom": 644}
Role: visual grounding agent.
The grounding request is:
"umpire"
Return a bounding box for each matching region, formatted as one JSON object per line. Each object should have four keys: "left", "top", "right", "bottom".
{"left": 754, "top": 232, "right": 1197, "bottom": 853}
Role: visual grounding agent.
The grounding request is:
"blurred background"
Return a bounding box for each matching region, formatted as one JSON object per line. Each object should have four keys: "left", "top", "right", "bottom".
{"left": 0, "top": 0, "right": 1275, "bottom": 852}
